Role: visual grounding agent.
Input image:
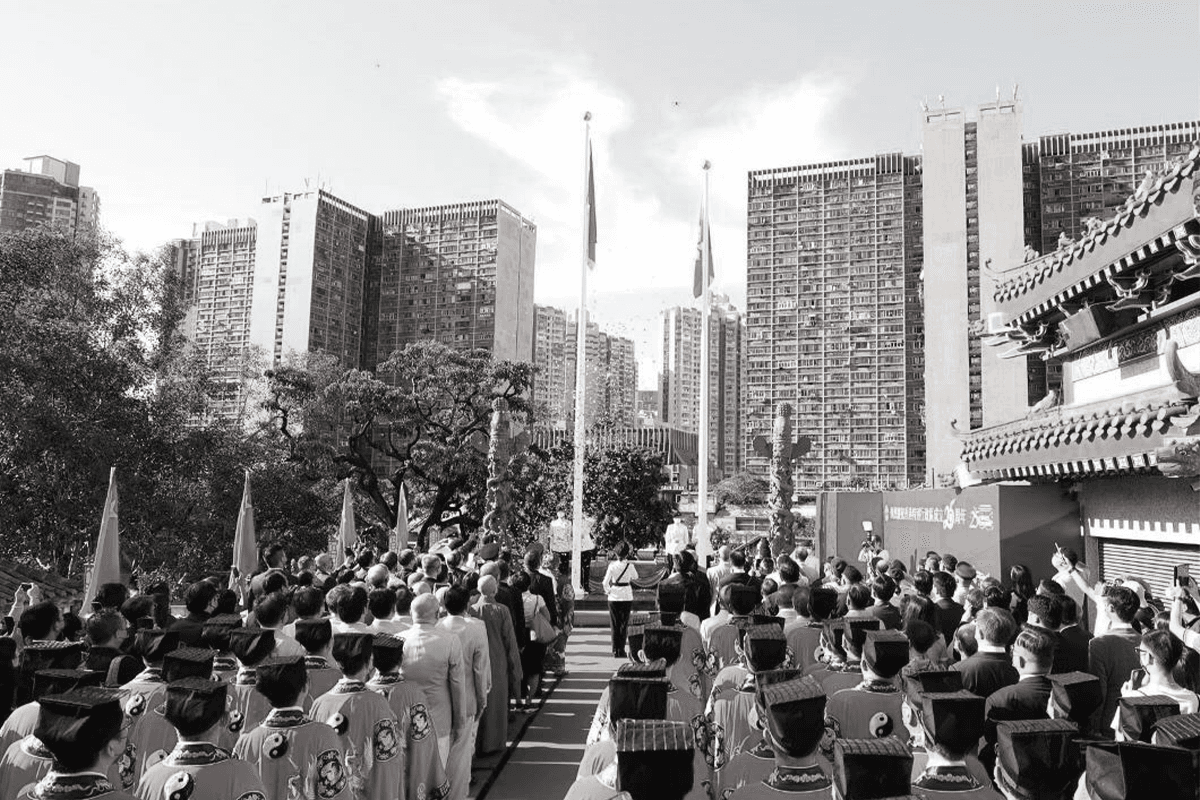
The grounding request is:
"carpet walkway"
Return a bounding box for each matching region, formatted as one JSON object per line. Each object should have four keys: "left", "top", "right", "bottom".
{"left": 472, "top": 628, "right": 621, "bottom": 800}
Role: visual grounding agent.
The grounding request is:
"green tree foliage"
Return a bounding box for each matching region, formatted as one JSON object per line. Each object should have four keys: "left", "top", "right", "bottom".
{"left": 509, "top": 441, "right": 674, "bottom": 554}
{"left": 264, "top": 342, "right": 535, "bottom": 551}
{"left": 713, "top": 471, "right": 769, "bottom": 510}
{"left": 0, "top": 228, "right": 337, "bottom": 582}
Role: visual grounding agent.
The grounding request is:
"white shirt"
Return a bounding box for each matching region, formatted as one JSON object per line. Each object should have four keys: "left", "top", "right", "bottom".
{"left": 602, "top": 560, "right": 634, "bottom": 602}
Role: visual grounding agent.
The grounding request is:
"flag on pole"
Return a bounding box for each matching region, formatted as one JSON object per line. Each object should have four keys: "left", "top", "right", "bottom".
{"left": 230, "top": 471, "right": 257, "bottom": 592}
{"left": 693, "top": 206, "right": 713, "bottom": 298}
{"left": 82, "top": 467, "right": 121, "bottom": 610}
{"left": 586, "top": 145, "right": 597, "bottom": 270}
{"left": 392, "top": 483, "right": 409, "bottom": 552}
{"left": 336, "top": 478, "right": 358, "bottom": 558}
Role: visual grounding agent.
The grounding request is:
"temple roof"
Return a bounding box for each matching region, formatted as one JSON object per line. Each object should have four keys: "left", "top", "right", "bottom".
{"left": 993, "top": 146, "right": 1200, "bottom": 322}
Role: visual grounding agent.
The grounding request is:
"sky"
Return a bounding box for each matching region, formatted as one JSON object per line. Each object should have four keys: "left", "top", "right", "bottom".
{"left": 2, "top": 1, "right": 1198, "bottom": 387}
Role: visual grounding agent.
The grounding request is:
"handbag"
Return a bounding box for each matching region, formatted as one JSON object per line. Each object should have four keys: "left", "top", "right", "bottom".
{"left": 530, "top": 596, "right": 557, "bottom": 644}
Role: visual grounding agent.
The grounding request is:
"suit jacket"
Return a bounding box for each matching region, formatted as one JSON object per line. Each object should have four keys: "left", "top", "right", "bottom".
{"left": 934, "top": 598, "right": 966, "bottom": 646}
{"left": 399, "top": 622, "right": 469, "bottom": 738}
{"left": 1056, "top": 624, "right": 1092, "bottom": 674}
{"left": 983, "top": 675, "right": 1052, "bottom": 744}
{"left": 437, "top": 614, "right": 492, "bottom": 720}
{"left": 1088, "top": 628, "right": 1141, "bottom": 738}
{"left": 952, "top": 650, "right": 1019, "bottom": 698}
{"left": 525, "top": 568, "right": 559, "bottom": 627}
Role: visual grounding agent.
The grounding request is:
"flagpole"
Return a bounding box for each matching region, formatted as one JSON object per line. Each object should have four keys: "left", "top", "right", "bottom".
{"left": 696, "top": 161, "right": 713, "bottom": 567}
{"left": 570, "top": 111, "right": 592, "bottom": 596}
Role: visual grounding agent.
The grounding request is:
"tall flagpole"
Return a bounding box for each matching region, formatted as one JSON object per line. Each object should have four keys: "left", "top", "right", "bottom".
{"left": 696, "top": 161, "right": 713, "bottom": 566}
{"left": 570, "top": 111, "right": 592, "bottom": 595}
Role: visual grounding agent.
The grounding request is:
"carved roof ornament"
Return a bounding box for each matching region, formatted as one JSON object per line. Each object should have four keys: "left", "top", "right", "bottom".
{"left": 1105, "top": 269, "right": 1154, "bottom": 313}
{"left": 1164, "top": 339, "right": 1200, "bottom": 398}
{"left": 1154, "top": 436, "right": 1200, "bottom": 488}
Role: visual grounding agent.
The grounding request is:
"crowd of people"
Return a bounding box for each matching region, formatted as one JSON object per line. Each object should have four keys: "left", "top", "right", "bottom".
{"left": 0, "top": 535, "right": 576, "bottom": 799}
{"left": 566, "top": 539, "right": 1200, "bottom": 799}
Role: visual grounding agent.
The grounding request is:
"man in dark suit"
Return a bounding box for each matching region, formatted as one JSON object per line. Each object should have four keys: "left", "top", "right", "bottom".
{"left": 1023, "top": 595, "right": 1072, "bottom": 673}
{"left": 1087, "top": 585, "right": 1141, "bottom": 738}
{"left": 984, "top": 627, "right": 1056, "bottom": 743}
{"left": 952, "top": 608, "right": 1020, "bottom": 698}
{"left": 1056, "top": 595, "right": 1092, "bottom": 673}
{"left": 869, "top": 575, "right": 902, "bottom": 630}
{"left": 931, "top": 571, "right": 965, "bottom": 647}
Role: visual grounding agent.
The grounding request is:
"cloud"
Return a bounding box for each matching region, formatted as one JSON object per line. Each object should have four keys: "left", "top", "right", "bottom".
{"left": 436, "top": 67, "right": 850, "bottom": 387}
{"left": 664, "top": 74, "right": 851, "bottom": 304}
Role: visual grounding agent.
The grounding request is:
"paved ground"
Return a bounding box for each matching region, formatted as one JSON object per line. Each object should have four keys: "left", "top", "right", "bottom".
{"left": 472, "top": 628, "right": 621, "bottom": 800}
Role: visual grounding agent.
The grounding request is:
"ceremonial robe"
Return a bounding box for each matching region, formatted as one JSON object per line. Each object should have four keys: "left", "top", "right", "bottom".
{"left": 727, "top": 764, "right": 834, "bottom": 799}
{"left": 706, "top": 665, "right": 755, "bottom": 778}
{"left": 824, "top": 680, "right": 904, "bottom": 741}
{"left": 368, "top": 674, "right": 450, "bottom": 800}
{"left": 784, "top": 622, "right": 823, "bottom": 672}
{"left": 562, "top": 765, "right": 629, "bottom": 800}
{"left": 0, "top": 701, "right": 40, "bottom": 757}
{"left": 398, "top": 622, "right": 467, "bottom": 761}
{"left": 0, "top": 736, "right": 53, "bottom": 799}
{"left": 303, "top": 655, "right": 343, "bottom": 705}
{"left": 709, "top": 620, "right": 745, "bottom": 671}
{"left": 230, "top": 668, "right": 274, "bottom": 737}
{"left": 817, "top": 663, "right": 863, "bottom": 698}
{"left": 309, "top": 678, "right": 403, "bottom": 800}
{"left": 19, "top": 771, "right": 138, "bottom": 800}
{"left": 233, "top": 706, "right": 351, "bottom": 800}
{"left": 470, "top": 599, "right": 522, "bottom": 755}
{"left": 136, "top": 741, "right": 266, "bottom": 800}
{"left": 911, "top": 764, "right": 1003, "bottom": 798}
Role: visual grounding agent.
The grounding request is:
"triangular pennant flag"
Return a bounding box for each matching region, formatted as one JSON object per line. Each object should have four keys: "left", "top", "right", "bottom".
{"left": 82, "top": 467, "right": 121, "bottom": 610}
{"left": 586, "top": 142, "right": 597, "bottom": 270}
{"left": 337, "top": 478, "right": 358, "bottom": 558}
{"left": 693, "top": 206, "right": 714, "bottom": 298}
{"left": 230, "top": 471, "right": 257, "bottom": 592}
{"left": 393, "top": 483, "right": 409, "bottom": 552}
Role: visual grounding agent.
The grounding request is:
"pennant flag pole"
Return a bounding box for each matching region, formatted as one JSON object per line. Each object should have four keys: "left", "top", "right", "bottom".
{"left": 82, "top": 467, "right": 121, "bottom": 610}
{"left": 230, "top": 470, "right": 257, "bottom": 597}
{"left": 570, "top": 111, "right": 595, "bottom": 596}
{"left": 336, "top": 478, "right": 358, "bottom": 559}
{"left": 695, "top": 161, "right": 715, "bottom": 567}
{"left": 393, "top": 482, "right": 409, "bottom": 552}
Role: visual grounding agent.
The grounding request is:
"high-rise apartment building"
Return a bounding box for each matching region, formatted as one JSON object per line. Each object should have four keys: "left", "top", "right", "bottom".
{"left": 364, "top": 200, "right": 535, "bottom": 369}
{"left": 661, "top": 297, "right": 746, "bottom": 480}
{"left": 533, "top": 304, "right": 571, "bottom": 427}
{"left": 167, "top": 219, "right": 260, "bottom": 421}
{"left": 923, "top": 100, "right": 1028, "bottom": 477}
{"left": 532, "top": 305, "right": 637, "bottom": 430}
{"left": 170, "top": 190, "right": 536, "bottom": 424}
{"left": 0, "top": 155, "right": 100, "bottom": 236}
{"left": 248, "top": 190, "right": 371, "bottom": 370}
{"left": 750, "top": 98, "right": 1198, "bottom": 490}
{"left": 745, "top": 155, "right": 924, "bottom": 492}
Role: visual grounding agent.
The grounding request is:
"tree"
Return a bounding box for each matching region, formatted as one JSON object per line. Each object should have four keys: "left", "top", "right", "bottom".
{"left": 713, "top": 471, "right": 769, "bottom": 510}
{"left": 264, "top": 342, "right": 534, "bottom": 551}
{"left": 0, "top": 228, "right": 338, "bottom": 581}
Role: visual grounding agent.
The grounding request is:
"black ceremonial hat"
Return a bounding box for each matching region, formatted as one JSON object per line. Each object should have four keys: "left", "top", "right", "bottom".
{"left": 862, "top": 630, "right": 909, "bottom": 679}
{"left": 1116, "top": 694, "right": 1180, "bottom": 743}
{"left": 1048, "top": 671, "right": 1103, "bottom": 729}
{"left": 34, "top": 687, "right": 124, "bottom": 763}
{"left": 1153, "top": 712, "right": 1200, "bottom": 750}
{"left": 642, "top": 625, "right": 683, "bottom": 665}
{"left": 228, "top": 628, "right": 276, "bottom": 667}
{"left": 995, "top": 718, "right": 1082, "bottom": 800}
{"left": 162, "top": 647, "right": 216, "bottom": 682}
{"left": 609, "top": 676, "right": 669, "bottom": 723}
{"left": 761, "top": 675, "right": 827, "bottom": 758}
{"left": 901, "top": 669, "right": 962, "bottom": 709}
{"left": 294, "top": 618, "right": 332, "bottom": 652}
{"left": 920, "top": 691, "right": 985, "bottom": 756}
{"left": 833, "top": 736, "right": 913, "bottom": 800}
{"left": 615, "top": 719, "right": 694, "bottom": 800}
{"left": 164, "top": 677, "right": 228, "bottom": 737}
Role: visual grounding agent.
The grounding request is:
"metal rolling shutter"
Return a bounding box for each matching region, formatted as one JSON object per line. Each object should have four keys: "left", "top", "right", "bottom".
{"left": 1099, "top": 540, "right": 1200, "bottom": 599}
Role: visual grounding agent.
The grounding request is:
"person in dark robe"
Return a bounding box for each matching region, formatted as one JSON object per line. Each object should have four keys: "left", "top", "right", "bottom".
{"left": 471, "top": 575, "right": 522, "bottom": 756}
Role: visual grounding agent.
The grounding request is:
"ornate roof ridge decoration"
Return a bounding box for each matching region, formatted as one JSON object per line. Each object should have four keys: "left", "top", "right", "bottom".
{"left": 959, "top": 338, "right": 1200, "bottom": 481}
{"left": 993, "top": 144, "right": 1200, "bottom": 307}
